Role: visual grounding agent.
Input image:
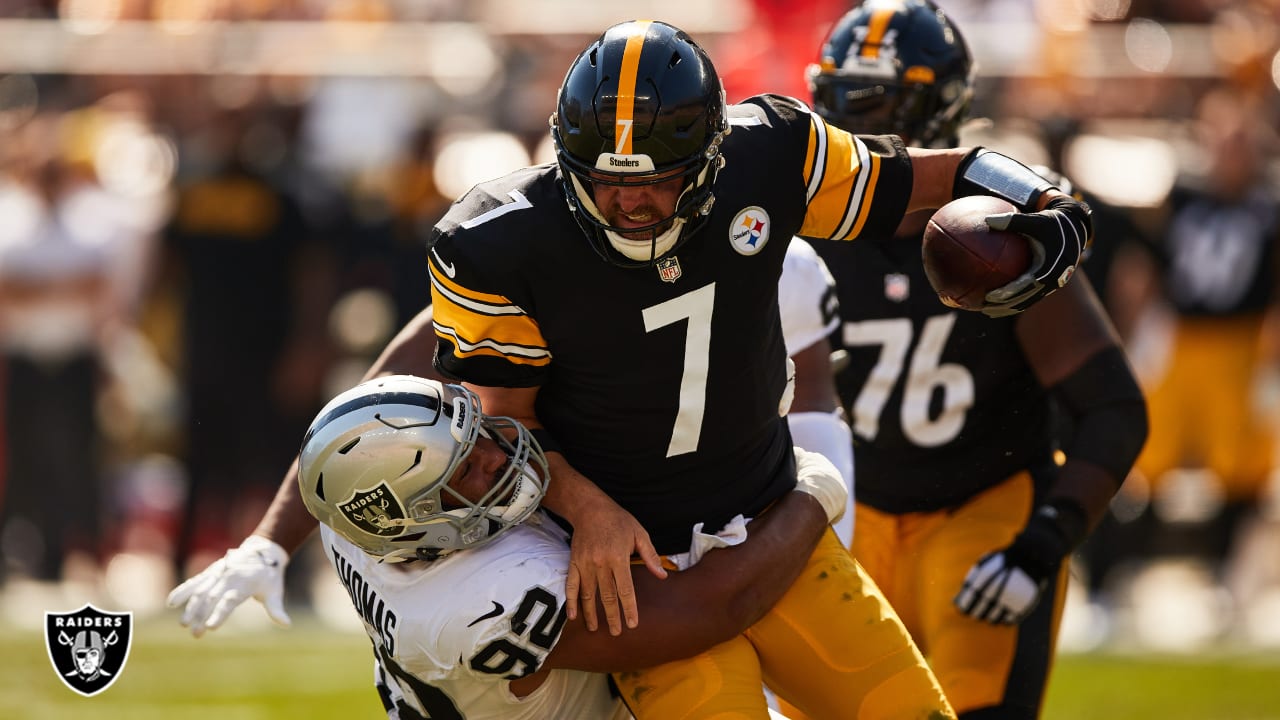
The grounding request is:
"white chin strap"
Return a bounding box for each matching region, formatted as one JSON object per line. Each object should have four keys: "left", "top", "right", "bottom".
{"left": 568, "top": 172, "right": 697, "bottom": 262}
{"left": 605, "top": 221, "right": 685, "bottom": 261}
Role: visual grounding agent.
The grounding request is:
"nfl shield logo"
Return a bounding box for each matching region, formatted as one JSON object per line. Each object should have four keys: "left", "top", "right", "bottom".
{"left": 45, "top": 604, "right": 132, "bottom": 697}
{"left": 884, "top": 273, "right": 911, "bottom": 302}
{"left": 657, "top": 256, "right": 682, "bottom": 283}
{"left": 339, "top": 482, "right": 407, "bottom": 537}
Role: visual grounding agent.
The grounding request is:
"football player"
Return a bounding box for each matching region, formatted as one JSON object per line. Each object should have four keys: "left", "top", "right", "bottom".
{"left": 295, "top": 374, "right": 847, "bottom": 719}
{"left": 773, "top": 3, "right": 1148, "bottom": 719}
{"left": 1124, "top": 83, "right": 1280, "bottom": 601}
{"left": 426, "top": 17, "right": 1091, "bottom": 719}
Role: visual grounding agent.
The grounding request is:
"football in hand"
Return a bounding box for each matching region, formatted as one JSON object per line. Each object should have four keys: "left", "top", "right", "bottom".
{"left": 922, "top": 196, "right": 1031, "bottom": 311}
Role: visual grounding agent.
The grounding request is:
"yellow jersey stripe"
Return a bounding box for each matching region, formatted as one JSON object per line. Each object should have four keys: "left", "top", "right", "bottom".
{"left": 833, "top": 137, "right": 876, "bottom": 240}
{"left": 803, "top": 111, "right": 827, "bottom": 203}
{"left": 845, "top": 152, "right": 881, "bottom": 239}
{"left": 615, "top": 20, "right": 652, "bottom": 155}
{"left": 430, "top": 286, "right": 550, "bottom": 365}
{"left": 800, "top": 123, "right": 867, "bottom": 240}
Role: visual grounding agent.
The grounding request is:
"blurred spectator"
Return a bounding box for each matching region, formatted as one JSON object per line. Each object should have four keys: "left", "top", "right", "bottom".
{"left": 1119, "top": 83, "right": 1280, "bottom": 610}
{"left": 161, "top": 99, "right": 339, "bottom": 578}
{"left": 0, "top": 102, "right": 161, "bottom": 584}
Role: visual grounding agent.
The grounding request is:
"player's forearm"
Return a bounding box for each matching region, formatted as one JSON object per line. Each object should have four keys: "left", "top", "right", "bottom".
{"left": 363, "top": 305, "right": 441, "bottom": 381}
{"left": 548, "top": 490, "right": 828, "bottom": 673}
{"left": 906, "top": 146, "right": 967, "bottom": 213}
{"left": 538, "top": 452, "right": 615, "bottom": 526}
{"left": 250, "top": 457, "right": 317, "bottom": 555}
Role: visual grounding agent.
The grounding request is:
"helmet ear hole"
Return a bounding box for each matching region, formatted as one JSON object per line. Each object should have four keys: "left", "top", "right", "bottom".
{"left": 315, "top": 473, "right": 326, "bottom": 501}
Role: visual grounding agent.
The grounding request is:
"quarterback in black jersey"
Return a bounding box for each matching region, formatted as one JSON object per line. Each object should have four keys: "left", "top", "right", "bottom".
{"left": 779, "top": 4, "right": 1149, "bottom": 720}
{"left": 427, "top": 17, "right": 1092, "bottom": 720}
{"left": 166, "top": 15, "right": 1093, "bottom": 720}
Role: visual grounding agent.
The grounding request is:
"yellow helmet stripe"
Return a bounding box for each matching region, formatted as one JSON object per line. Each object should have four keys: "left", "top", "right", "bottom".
{"left": 615, "top": 20, "right": 652, "bottom": 155}
{"left": 859, "top": 9, "right": 896, "bottom": 58}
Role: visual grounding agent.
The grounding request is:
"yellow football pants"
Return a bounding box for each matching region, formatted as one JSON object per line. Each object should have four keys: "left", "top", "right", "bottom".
{"left": 780, "top": 472, "right": 1068, "bottom": 718}
{"left": 612, "top": 528, "right": 955, "bottom": 720}
{"left": 1137, "top": 315, "right": 1275, "bottom": 500}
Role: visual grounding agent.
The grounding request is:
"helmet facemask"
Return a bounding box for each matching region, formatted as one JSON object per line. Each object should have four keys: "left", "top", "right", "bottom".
{"left": 555, "top": 141, "right": 725, "bottom": 264}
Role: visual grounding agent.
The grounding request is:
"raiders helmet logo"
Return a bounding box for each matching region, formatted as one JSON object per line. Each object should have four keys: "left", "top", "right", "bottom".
{"left": 45, "top": 604, "right": 132, "bottom": 697}
{"left": 339, "top": 482, "right": 407, "bottom": 537}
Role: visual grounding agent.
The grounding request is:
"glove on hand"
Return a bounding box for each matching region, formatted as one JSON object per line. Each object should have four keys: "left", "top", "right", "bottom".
{"left": 167, "top": 535, "right": 291, "bottom": 638}
{"left": 953, "top": 502, "right": 1081, "bottom": 625}
{"left": 793, "top": 447, "right": 848, "bottom": 525}
{"left": 981, "top": 195, "right": 1093, "bottom": 318}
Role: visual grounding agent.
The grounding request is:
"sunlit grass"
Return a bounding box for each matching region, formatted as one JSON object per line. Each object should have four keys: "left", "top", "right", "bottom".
{"left": 2, "top": 614, "right": 1279, "bottom": 719}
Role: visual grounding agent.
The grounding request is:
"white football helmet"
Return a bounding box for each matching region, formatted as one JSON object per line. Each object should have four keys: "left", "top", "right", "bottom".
{"left": 298, "top": 375, "right": 548, "bottom": 562}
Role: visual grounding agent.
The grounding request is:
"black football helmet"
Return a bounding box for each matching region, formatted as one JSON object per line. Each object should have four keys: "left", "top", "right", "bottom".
{"left": 808, "top": 0, "right": 974, "bottom": 148}
{"left": 551, "top": 20, "right": 729, "bottom": 267}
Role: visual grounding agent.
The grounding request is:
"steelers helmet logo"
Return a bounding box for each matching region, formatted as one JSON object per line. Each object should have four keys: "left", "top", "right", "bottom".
{"left": 338, "top": 482, "right": 407, "bottom": 537}
{"left": 729, "top": 206, "right": 771, "bottom": 256}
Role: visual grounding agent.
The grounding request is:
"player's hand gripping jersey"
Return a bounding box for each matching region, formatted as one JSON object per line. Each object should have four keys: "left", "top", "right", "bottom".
{"left": 319, "top": 519, "right": 627, "bottom": 720}
{"left": 428, "top": 95, "right": 911, "bottom": 553}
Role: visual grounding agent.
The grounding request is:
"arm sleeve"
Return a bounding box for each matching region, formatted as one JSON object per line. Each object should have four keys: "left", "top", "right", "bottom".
{"left": 778, "top": 237, "right": 840, "bottom": 357}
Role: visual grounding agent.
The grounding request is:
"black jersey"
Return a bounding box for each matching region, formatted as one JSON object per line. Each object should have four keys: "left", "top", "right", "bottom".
{"left": 428, "top": 95, "right": 911, "bottom": 553}
{"left": 811, "top": 230, "right": 1054, "bottom": 514}
{"left": 1159, "top": 183, "right": 1279, "bottom": 318}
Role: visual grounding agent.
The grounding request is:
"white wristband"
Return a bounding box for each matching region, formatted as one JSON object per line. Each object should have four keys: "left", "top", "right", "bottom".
{"left": 793, "top": 447, "right": 849, "bottom": 524}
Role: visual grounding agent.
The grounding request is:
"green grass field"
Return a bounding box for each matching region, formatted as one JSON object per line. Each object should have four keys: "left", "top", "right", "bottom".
{"left": 3, "top": 614, "right": 1280, "bottom": 719}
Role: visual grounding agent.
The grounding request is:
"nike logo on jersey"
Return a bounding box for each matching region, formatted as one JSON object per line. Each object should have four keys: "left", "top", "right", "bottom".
{"left": 431, "top": 247, "right": 456, "bottom": 278}
{"left": 467, "top": 601, "right": 505, "bottom": 627}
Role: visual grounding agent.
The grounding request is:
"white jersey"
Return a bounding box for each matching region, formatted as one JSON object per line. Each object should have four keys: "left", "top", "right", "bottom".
{"left": 778, "top": 237, "right": 839, "bottom": 356}
{"left": 318, "top": 515, "right": 628, "bottom": 720}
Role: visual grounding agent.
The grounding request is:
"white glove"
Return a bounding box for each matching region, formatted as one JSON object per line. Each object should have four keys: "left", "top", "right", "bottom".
{"left": 793, "top": 447, "right": 848, "bottom": 525}
{"left": 953, "top": 551, "right": 1043, "bottom": 625}
{"left": 167, "top": 535, "right": 292, "bottom": 637}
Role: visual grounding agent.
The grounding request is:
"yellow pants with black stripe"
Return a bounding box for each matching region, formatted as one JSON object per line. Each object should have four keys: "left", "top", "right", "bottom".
{"left": 611, "top": 528, "right": 954, "bottom": 720}
{"left": 781, "top": 472, "right": 1068, "bottom": 719}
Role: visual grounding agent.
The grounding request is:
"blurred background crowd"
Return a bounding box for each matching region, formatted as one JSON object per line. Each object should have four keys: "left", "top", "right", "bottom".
{"left": 1, "top": 0, "right": 1280, "bottom": 657}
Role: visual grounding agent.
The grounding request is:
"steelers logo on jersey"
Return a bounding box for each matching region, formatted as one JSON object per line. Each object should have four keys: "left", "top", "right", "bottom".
{"left": 338, "top": 482, "right": 407, "bottom": 537}
{"left": 730, "top": 206, "right": 771, "bottom": 256}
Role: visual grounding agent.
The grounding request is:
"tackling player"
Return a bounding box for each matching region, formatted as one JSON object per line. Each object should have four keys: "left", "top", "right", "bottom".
{"left": 294, "top": 374, "right": 846, "bottom": 718}
{"left": 777, "top": 3, "right": 1148, "bottom": 718}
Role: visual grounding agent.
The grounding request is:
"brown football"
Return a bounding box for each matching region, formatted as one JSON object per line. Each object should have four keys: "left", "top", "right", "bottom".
{"left": 922, "top": 195, "right": 1030, "bottom": 311}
